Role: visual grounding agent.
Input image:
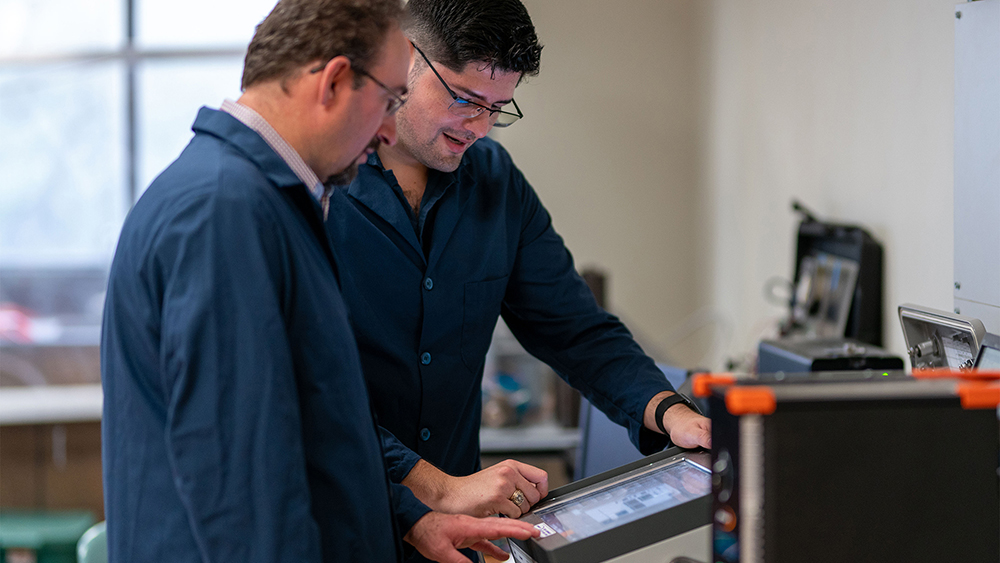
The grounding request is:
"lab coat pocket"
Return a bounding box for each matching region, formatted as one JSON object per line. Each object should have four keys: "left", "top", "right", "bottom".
{"left": 461, "top": 276, "right": 510, "bottom": 371}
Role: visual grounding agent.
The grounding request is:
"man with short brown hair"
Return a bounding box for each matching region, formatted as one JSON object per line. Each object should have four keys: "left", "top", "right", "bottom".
{"left": 101, "top": 1, "right": 536, "bottom": 561}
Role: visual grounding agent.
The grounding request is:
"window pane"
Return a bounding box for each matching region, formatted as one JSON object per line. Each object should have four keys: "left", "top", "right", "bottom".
{"left": 136, "top": 0, "right": 277, "bottom": 49}
{"left": 136, "top": 57, "right": 244, "bottom": 192}
{"left": 0, "top": 62, "right": 127, "bottom": 267}
{"left": 0, "top": 0, "right": 124, "bottom": 57}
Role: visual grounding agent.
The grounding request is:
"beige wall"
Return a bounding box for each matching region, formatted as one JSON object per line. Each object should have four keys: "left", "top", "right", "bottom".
{"left": 497, "top": 0, "right": 958, "bottom": 370}
{"left": 496, "top": 0, "right": 710, "bottom": 367}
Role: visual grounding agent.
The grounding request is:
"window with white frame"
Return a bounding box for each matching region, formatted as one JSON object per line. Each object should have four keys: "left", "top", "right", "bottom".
{"left": 0, "top": 0, "right": 275, "bottom": 347}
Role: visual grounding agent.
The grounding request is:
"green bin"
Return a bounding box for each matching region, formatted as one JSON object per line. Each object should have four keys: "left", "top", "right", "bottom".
{"left": 0, "top": 511, "right": 95, "bottom": 563}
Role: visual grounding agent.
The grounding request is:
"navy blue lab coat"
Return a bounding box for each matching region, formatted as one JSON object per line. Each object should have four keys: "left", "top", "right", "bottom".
{"left": 328, "top": 137, "right": 675, "bottom": 482}
{"left": 101, "top": 108, "right": 426, "bottom": 563}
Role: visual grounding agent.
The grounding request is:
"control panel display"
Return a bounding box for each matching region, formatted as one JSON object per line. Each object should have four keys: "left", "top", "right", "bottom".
{"left": 534, "top": 459, "right": 710, "bottom": 542}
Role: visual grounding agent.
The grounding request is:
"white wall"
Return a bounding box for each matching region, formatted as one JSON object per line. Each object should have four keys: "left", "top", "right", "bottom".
{"left": 496, "top": 0, "right": 958, "bottom": 370}
{"left": 697, "top": 0, "right": 957, "bottom": 368}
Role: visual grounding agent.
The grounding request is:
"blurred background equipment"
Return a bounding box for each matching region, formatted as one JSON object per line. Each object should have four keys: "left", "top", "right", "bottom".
{"left": 0, "top": 510, "right": 95, "bottom": 563}
{"left": 757, "top": 338, "right": 903, "bottom": 374}
{"left": 898, "top": 304, "right": 987, "bottom": 370}
{"left": 753, "top": 201, "right": 899, "bottom": 375}
{"left": 574, "top": 364, "right": 690, "bottom": 481}
{"left": 780, "top": 200, "right": 884, "bottom": 346}
{"left": 954, "top": 0, "right": 1000, "bottom": 334}
{"left": 973, "top": 333, "right": 1000, "bottom": 370}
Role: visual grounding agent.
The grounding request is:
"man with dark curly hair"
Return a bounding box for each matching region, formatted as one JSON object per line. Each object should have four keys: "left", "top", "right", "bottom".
{"left": 327, "top": 1, "right": 711, "bottom": 557}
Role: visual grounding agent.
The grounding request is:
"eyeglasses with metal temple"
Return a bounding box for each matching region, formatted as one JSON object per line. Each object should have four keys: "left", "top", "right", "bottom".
{"left": 412, "top": 44, "right": 523, "bottom": 128}
{"left": 309, "top": 60, "right": 407, "bottom": 116}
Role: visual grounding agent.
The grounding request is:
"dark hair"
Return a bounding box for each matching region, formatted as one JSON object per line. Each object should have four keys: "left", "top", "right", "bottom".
{"left": 242, "top": 0, "right": 404, "bottom": 90}
{"left": 404, "top": 0, "right": 542, "bottom": 79}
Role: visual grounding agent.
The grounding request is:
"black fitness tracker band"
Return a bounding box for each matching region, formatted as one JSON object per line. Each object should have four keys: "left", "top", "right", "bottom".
{"left": 654, "top": 393, "right": 694, "bottom": 435}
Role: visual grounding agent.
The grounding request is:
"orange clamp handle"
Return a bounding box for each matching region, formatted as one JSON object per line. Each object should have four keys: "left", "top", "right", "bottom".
{"left": 691, "top": 373, "right": 736, "bottom": 398}
{"left": 725, "top": 386, "right": 777, "bottom": 416}
{"left": 957, "top": 382, "right": 1000, "bottom": 410}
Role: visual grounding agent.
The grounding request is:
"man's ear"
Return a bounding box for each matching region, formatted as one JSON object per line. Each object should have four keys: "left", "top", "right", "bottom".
{"left": 313, "top": 56, "right": 353, "bottom": 106}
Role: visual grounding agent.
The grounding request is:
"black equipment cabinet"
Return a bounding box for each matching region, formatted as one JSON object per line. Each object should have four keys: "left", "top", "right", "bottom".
{"left": 701, "top": 371, "right": 1000, "bottom": 563}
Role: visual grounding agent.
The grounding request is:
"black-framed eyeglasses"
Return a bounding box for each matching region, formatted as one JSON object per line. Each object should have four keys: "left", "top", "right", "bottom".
{"left": 412, "top": 44, "right": 523, "bottom": 128}
{"left": 310, "top": 60, "right": 406, "bottom": 116}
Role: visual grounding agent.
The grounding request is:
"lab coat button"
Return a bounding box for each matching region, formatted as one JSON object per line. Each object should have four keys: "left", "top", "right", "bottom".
{"left": 421, "top": 352, "right": 432, "bottom": 365}
{"left": 420, "top": 428, "right": 431, "bottom": 441}
{"left": 424, "top": 277, "right": 434, "bottom": 290}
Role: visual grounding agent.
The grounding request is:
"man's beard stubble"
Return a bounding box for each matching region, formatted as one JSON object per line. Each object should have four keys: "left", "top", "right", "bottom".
{"left": 323, "top": 137, "right": 381, "bottom": 187}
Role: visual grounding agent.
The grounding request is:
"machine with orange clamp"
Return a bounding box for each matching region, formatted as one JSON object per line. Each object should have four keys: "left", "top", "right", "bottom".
{"left": 692, "top": 369, "right": 1000, "bottom": 563}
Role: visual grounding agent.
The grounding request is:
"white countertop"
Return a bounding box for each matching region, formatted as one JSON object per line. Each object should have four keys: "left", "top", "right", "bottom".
{"left": 0, "top": 386, "right": 587, "bottom": 454}
{"left": 0, "top": 384, "right": 103, "bottom": 425}
{"left": 480, "top": 422, "right": 580, "bottom": 453}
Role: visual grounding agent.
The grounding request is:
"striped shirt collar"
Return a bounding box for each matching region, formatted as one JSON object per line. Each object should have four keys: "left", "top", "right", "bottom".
{"left": 220, "top": 99, "right": 325, "bottom": 204}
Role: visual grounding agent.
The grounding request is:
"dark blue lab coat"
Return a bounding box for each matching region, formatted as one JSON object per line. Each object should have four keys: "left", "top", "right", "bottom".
{"left": 328, "top": 137, "right": 675, "bottom": 482}
{"left": 101, "top": 108, "right": 425, "bottom": 563}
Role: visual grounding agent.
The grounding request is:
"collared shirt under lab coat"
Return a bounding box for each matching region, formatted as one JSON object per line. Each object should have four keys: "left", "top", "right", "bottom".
{"left": 101, "top": 107, "right": 426, "bottom": 563}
